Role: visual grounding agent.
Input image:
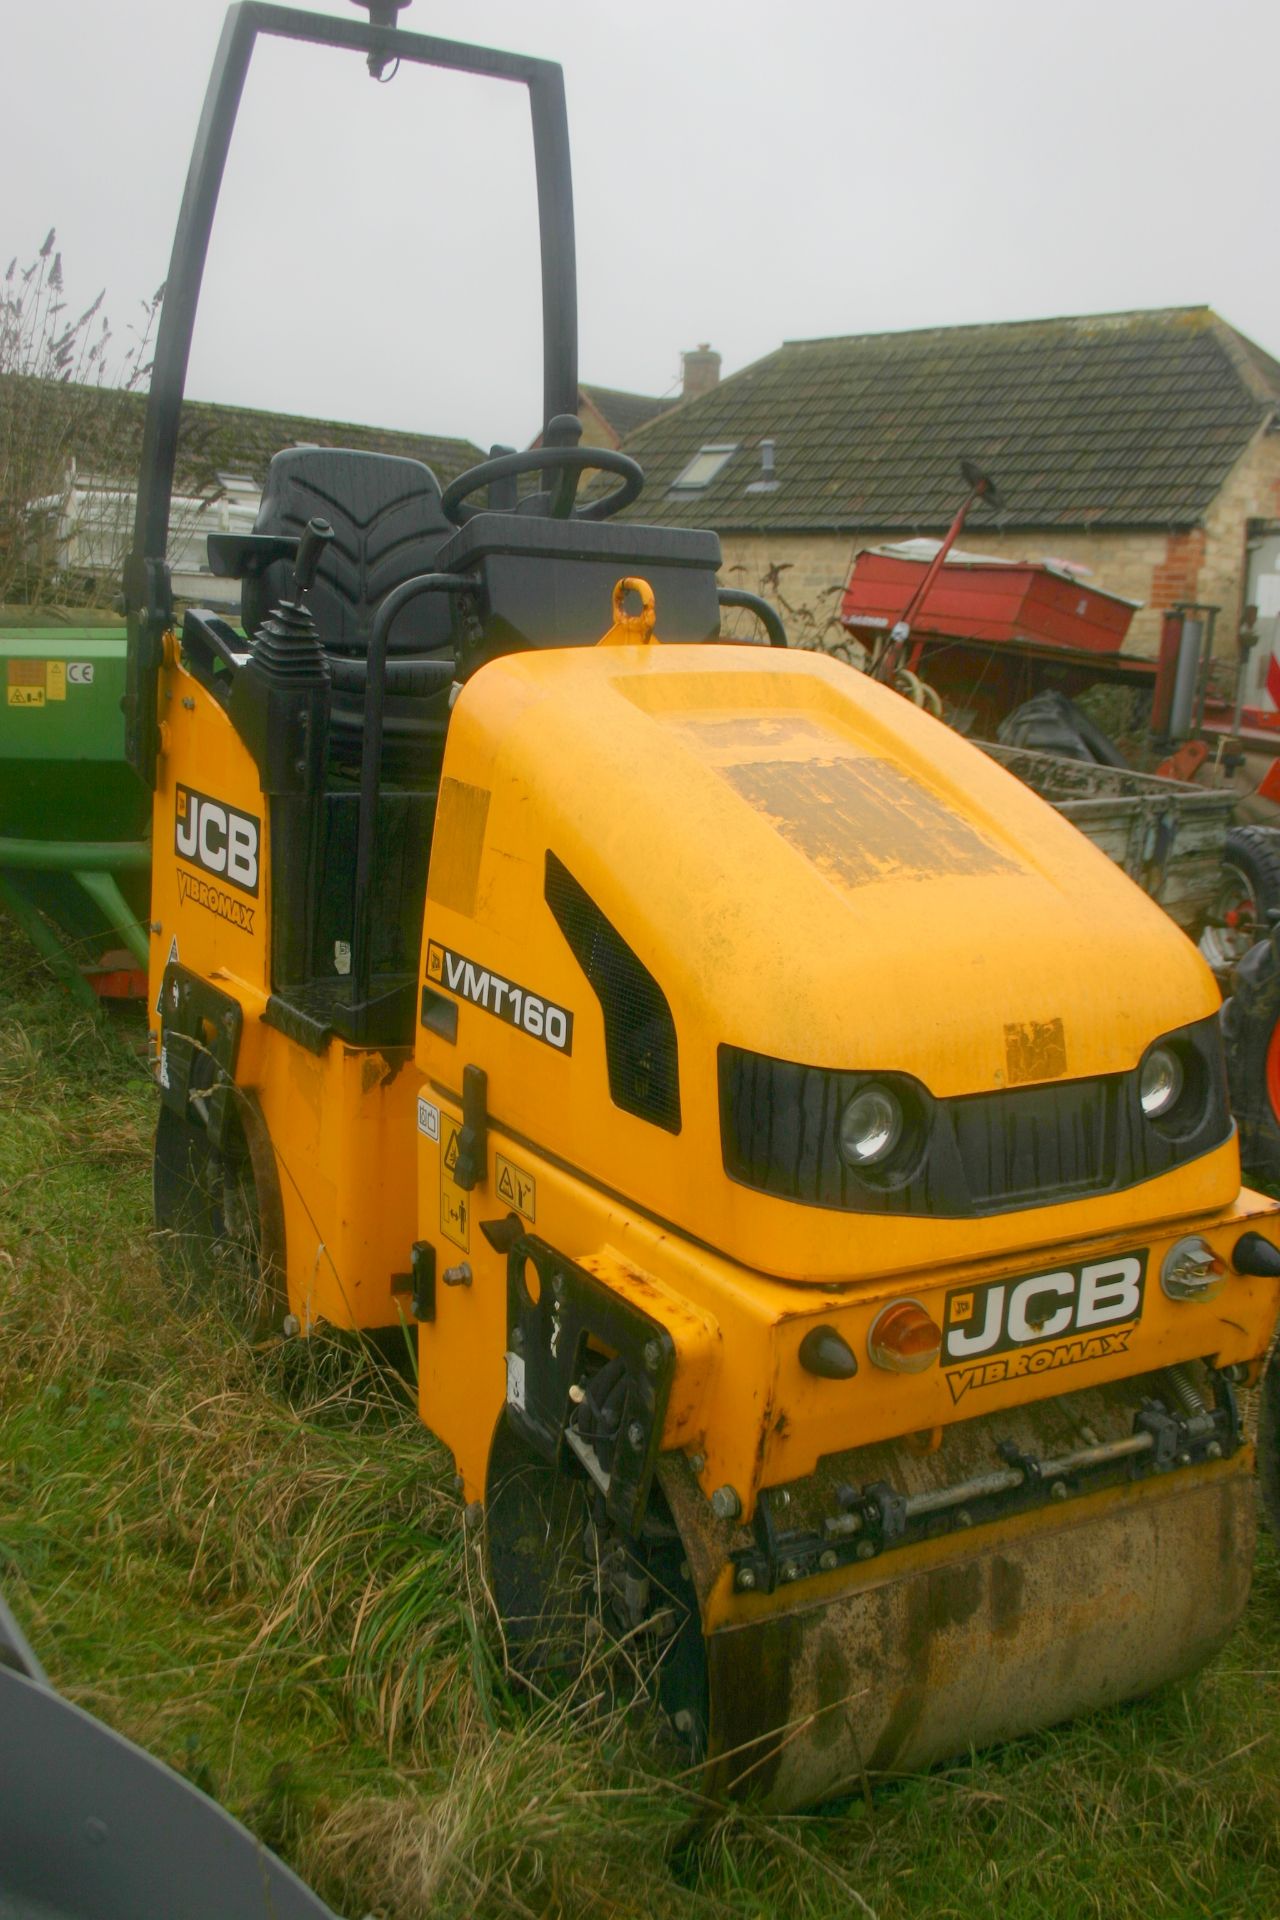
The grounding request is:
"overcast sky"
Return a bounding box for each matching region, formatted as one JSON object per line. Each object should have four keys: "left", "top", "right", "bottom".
{"left": 6, "top": 0, "right": 1278, "bottom": 454}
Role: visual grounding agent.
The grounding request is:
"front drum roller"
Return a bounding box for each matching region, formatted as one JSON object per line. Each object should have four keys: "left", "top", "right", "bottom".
{"left": 486, "top": 1384, "right": 1254, "bottom": 1811}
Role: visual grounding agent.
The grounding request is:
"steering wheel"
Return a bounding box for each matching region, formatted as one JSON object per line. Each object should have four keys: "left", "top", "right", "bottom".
{"left": 440, "top": 444, "right": 644, "bottom": 527}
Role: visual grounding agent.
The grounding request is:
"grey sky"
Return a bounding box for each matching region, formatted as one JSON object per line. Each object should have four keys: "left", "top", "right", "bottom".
{"left": 6, "top": 0, "right": 1278, "bottom": 454}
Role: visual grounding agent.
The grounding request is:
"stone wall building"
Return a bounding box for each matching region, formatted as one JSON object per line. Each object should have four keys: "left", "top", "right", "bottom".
{"left": 617, "top": 310, "right": 1280, "bottom": 691}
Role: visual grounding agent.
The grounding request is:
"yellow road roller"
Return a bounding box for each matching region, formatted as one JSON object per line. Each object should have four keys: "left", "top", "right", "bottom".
{"left": 126, "top": 2, "right": 1280, "bottom": 1810}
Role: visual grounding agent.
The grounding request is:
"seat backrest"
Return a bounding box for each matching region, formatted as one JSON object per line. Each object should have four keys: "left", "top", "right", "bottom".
{"left": 242, "top": 447, "right": 456, "bottom": 658}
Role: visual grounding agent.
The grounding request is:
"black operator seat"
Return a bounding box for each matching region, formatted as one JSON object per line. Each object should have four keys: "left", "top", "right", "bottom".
{"left": 242, "top": 446, "right": 456, "bottom": 777}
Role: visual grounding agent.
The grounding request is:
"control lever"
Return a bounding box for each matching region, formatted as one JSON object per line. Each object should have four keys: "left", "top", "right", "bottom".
{"left": 293, "top": 518, "right": 334, "bottom": 601}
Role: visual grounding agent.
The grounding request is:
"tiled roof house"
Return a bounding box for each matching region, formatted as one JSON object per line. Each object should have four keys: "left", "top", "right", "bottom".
{"left": 1, "top": 373, "right": 485, "bottom": 605}
{"left": 0, "top": 372, "right": 484, "bottom": 494}
{"left": 618, "top": 308, "right": 1280, "bottom": 661}
{"left": 576, "top": 383, "right": 677, "bottom": 448}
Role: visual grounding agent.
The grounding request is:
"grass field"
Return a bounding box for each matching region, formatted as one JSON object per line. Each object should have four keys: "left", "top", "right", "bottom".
{"left": 4, "top": 913, "right": 1280, "bottom": 1920}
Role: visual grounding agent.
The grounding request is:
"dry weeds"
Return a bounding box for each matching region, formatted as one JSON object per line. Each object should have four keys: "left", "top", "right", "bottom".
{"left": 4, "top": 918, "right": 1280, "bottom": 1919}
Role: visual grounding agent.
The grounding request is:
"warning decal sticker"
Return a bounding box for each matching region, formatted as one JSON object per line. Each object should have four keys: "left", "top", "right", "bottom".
{"left": 155, "top": 934, "right": 179, "bottom": 1015}
{"left": 1004, "top": 1017, "right": 1067, "bottom": 1085}
{"left": 5, "top": 658, "right": 71, "bottom": 704}
{"left": 7, "top": 658, "right": 46, "bottom": 706}
{"left": 495, "top": 1153, "right": 536, "bottom": 1222}
{"left": 440, "top": 1120, "right": 470, "bottom": 1252}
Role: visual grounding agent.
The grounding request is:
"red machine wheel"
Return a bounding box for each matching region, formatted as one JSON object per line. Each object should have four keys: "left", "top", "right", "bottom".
{"left": 1258, "top": 1347, "right": 1280, "bottom": 1542}
{"left": 1267, "top": 1018, "right": 1280, "bottom": 1131}
{"left": 1221, "top": 935, "right": 1280, "bottom": 1186}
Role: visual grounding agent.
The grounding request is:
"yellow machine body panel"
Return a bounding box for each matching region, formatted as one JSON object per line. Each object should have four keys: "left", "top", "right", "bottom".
{"left": 416, "top": 1082, "right": 1278, "bottom": 1510}
{"left": 415, "top": 641, "right": 1232, "bottom": 1282}
{"left": 150, "top": 611, "right": 1280, "bottom": 1807}
{"left": 147, "top": 648, "right": 415, "bottom": 1333}
{"left": 252, "top": 1032, "right": 418, "bottom": 1331}
{"left": 129, "top": 1, "right": 1280, "bottom": 1815}
{"left": 148, "top": 642, "right": 271, "bottom": 1003}
{"left": 411, "top": 636, "right": 1278, "bottom": 1511}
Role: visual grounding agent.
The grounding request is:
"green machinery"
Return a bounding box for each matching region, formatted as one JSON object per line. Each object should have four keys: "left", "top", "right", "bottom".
{"left": 0, "top": 610, "right": 151, "bottom": 1004}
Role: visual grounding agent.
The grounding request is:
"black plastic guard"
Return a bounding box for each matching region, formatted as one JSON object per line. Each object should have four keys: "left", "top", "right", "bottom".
{"left": 505, "top": 1233, "right": 676, "bottom": 1536}
{"left": 157, "top": 964, "right": 244, "bottom": 1151}
{"left": 0, "top": 1662, "right": 336, "bottom": 1920}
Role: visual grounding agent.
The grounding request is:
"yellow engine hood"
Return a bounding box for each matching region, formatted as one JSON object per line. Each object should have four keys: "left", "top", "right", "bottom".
{"left": 420, "top": 641, "right": 1234, "bottom": 1281}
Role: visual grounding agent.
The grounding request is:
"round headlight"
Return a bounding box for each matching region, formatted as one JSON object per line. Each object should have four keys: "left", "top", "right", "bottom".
{"left": 839, "top": 1084, "right": 903, "bottom": 1167}
{"left": 1140, "top": 1045, "right": 1184, "bottom": 1120}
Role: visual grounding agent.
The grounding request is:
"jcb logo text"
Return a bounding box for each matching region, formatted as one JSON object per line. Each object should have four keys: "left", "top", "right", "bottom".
{"left": 175, "top": 785, "right": 260, "bottom": 896}
{"left": 943, "top": 1252, "right": 1146, "bottom": 1367}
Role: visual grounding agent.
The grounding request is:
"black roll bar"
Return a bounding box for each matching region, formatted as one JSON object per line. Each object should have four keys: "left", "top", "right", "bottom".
{"left": 349, "top": 573, "right": 469, "bottom": 1018}
{"left": 124, "top": 2, "right": 578, "bottom": 785}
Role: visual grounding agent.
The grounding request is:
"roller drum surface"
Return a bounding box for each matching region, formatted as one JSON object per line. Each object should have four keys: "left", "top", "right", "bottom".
{"left": 658, "top": 1381, "right": 1256, "bottom": 1810}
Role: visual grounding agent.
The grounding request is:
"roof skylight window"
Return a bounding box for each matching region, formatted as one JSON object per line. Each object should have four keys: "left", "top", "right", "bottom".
{"left": 669, "top": 443, "right": 738, "bottom": 490}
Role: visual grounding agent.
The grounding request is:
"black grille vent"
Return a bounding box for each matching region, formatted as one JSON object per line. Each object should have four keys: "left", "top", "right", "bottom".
{"left": 950, "top": 1078, "right": 1114, "bottom": 1209}
{"left": 719, "top": 1014, "right": 1230, "bottom": 1219}
{"left": 545, "top": 853, "right": 681, "bottom": 1133}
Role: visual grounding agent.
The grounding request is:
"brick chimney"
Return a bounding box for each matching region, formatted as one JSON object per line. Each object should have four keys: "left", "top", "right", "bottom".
{"left": 681, "top": 343, "right": 721, "bottom": 404}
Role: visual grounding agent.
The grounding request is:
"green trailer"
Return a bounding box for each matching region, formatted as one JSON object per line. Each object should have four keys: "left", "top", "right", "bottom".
{"left": 0, "top": 608, "right": 151, "bottom": 1006}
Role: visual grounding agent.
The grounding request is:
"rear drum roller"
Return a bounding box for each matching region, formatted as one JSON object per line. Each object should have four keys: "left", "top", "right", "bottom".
{"left": 152, "top": 1092, "right": 285, "bottom": 1341}
{"left": 484, "top": 1412, "right": 708, "bottom": 1752}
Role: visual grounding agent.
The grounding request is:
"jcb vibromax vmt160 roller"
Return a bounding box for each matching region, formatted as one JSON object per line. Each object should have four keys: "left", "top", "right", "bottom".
{"left": 126, "top": 3, "right": 1280, "bottom": 1811}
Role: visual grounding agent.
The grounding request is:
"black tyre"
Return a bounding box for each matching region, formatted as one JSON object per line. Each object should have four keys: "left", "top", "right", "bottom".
{"left": 996, "top": 691, "right": 1129, "bottom": 767}
{"left": 1221, "top": 932, "right": 1280, "bottom": 1186}
{"left": 1211, "top": 826, "right": 1280, "bottom": 967}
{"left": 152, "top": 1092, "right": 286, "bottom": 1341}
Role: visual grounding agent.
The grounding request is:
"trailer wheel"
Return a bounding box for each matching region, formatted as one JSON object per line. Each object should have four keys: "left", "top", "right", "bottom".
{"left": 152, "top": 1094, "right": 286, "bottom": 1341}
{"left": 1221, "top": 933, "right": 1280, "bottom": 1187}
{"left": 1210, "top": 827, "right": 1280, "bottom": 969}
